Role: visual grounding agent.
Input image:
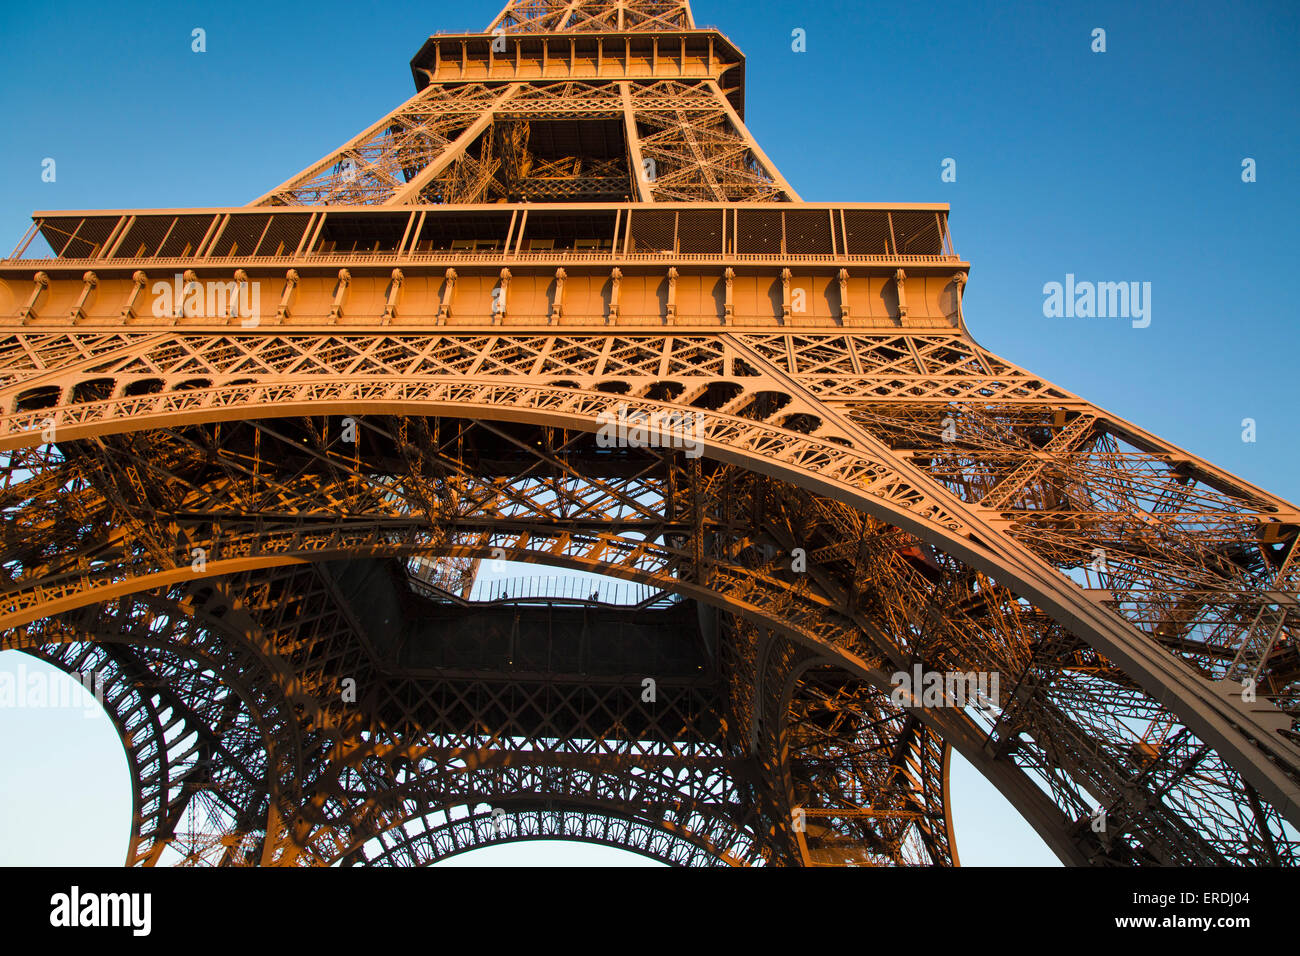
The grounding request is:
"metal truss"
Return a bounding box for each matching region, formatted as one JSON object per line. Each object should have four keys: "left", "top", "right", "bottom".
{"left": 489, "top": 1, "right": 695, "bottom": 34}
{"left": 1, "top": 0, "right": 1297, "bottom": 868}
{"left": 251, "top": 0, "right": 795, "bottom": 205}
{"left": 254, "top": 79, "right": 792, "bottom": 206}
{"left": 251, "top": 84, "right": 510, "bottom": 206}
{"left": 1, "top": 357, "right": 1296, "bottom": 864}
{"left": 354, "top": 807, "right": 728, "bottom": 866}
{"left": 16, "top": 593, "right": 299, "bottom": 866}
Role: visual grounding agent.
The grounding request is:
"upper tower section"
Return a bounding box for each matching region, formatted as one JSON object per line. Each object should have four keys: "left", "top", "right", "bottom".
{"left": 7, "top": 0, "right": 962, "bottom": 326}
{"left": 487, "top": 1, "right": 695, "bottom": 34}
{"left": 252, "top": 0, "right": 799, "bottom": 205}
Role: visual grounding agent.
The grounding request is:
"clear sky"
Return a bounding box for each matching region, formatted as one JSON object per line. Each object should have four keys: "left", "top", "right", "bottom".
{"left": 1, "top": 0, "right": 1296, "bottom": 866}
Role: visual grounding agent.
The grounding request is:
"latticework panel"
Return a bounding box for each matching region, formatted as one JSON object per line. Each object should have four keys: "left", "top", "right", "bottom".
{"left": 3, "top": 373, "right": 1297, "bottom": 864}
{"left": 255, "top": 75, "right": 794, "bottom": 206}
{"left": 257, "top": 84, "right": 507, "bottom": 206}
{"left": 490, "top": 0, "right": 695, "bottom": 34}
{"left": 629, "top": 80, "right": 792, "bottom": 202}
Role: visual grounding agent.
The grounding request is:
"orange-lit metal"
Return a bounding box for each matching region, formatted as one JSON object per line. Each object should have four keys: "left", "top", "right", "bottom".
{"left": 1, "top": 0, "right": 1296, "bottom": 867}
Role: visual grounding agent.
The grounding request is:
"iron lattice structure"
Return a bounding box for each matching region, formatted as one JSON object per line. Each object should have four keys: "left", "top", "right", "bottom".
{"left": 1, "top": 0, "right": 1297, "bottom": 867}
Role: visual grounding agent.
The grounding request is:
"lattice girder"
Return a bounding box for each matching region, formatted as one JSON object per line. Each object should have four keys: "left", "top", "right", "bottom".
{"left": 3, "top": 394, "right": 1296, "bottom": 864}
{"left": 248, "top": 0, "right": 795, "bottom": 206}
{"left": 2, "top": 0, "right": 1296, "bottom": 870}
{"left": 490, "top": 2, "right": 696, "bottom": 35}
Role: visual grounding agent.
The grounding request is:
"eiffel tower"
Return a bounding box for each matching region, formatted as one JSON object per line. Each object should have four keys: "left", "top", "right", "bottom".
{"left": 2, "top": 0, "right": 1297, "bottom": 867}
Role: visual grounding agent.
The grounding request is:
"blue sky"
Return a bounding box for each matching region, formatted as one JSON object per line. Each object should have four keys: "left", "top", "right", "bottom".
{"left": 1, "top": 0, "right": 1296, "bottom": 866}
